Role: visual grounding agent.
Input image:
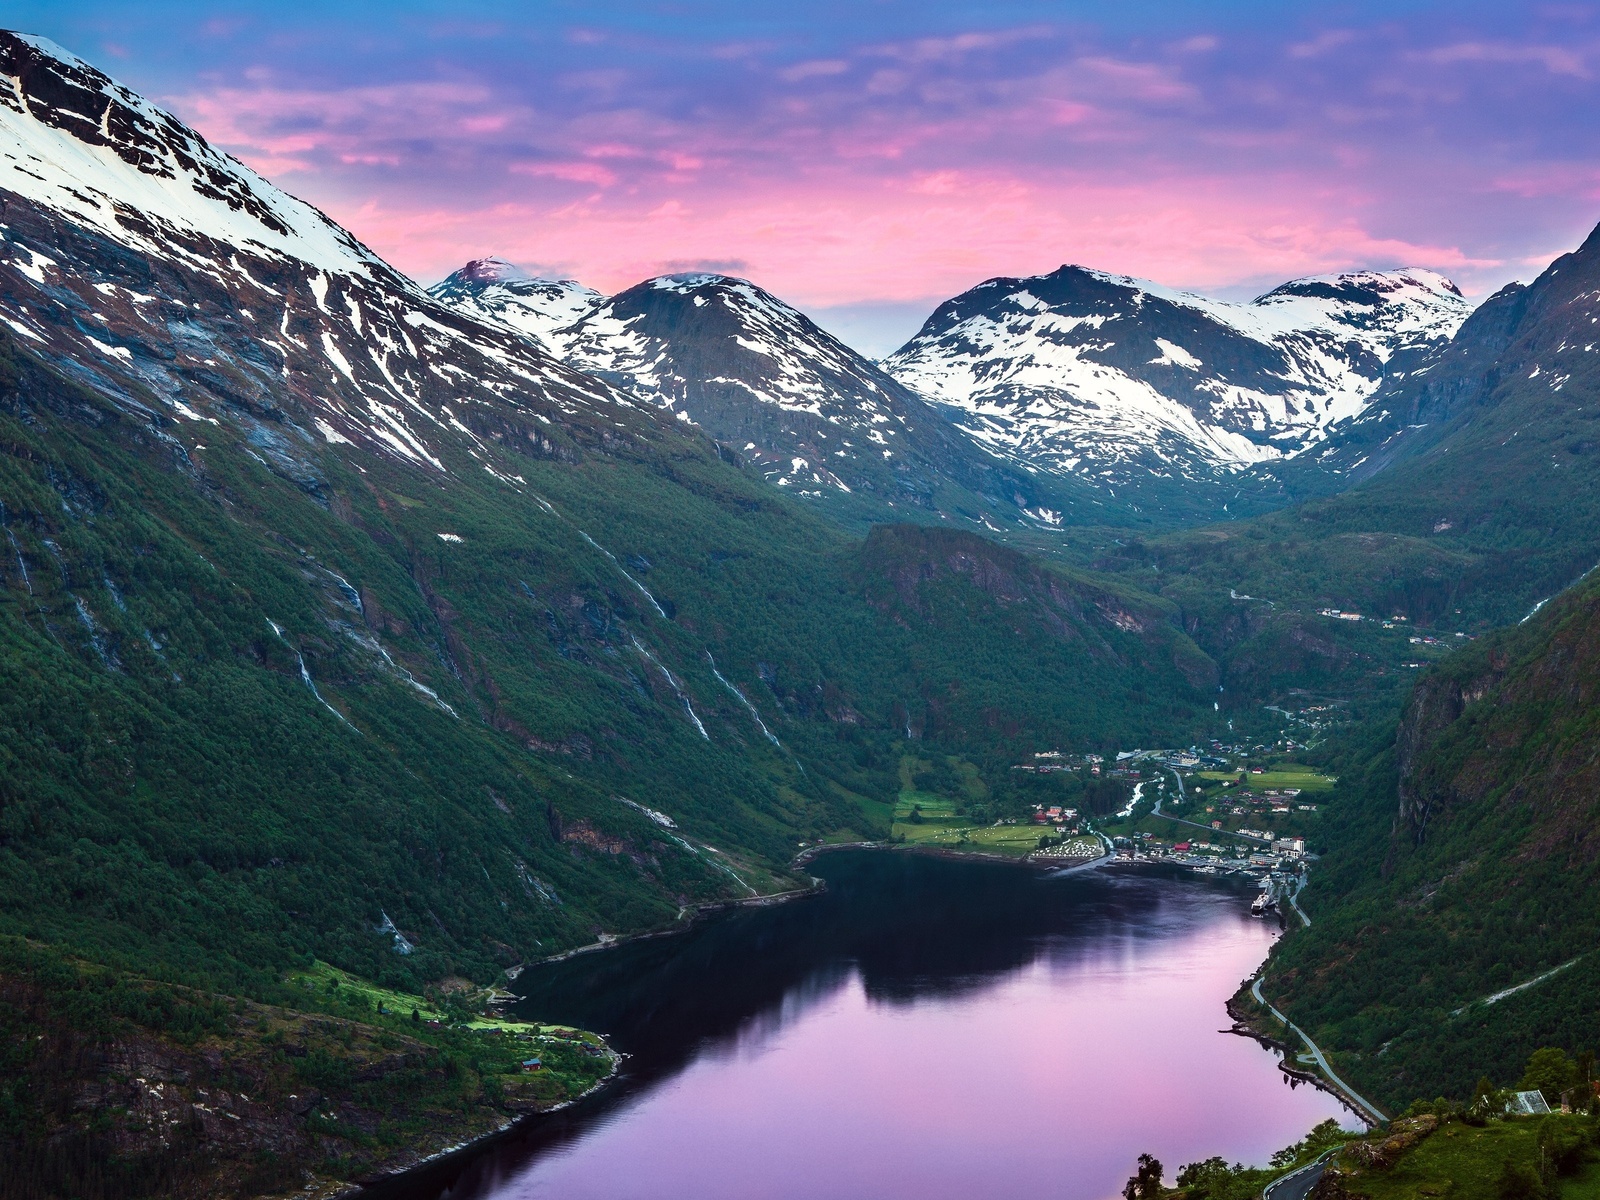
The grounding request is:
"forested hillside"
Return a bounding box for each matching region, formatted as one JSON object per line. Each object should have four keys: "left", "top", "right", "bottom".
{"left": 1250, "top": 569, "right": 1600, "bottom": 1109}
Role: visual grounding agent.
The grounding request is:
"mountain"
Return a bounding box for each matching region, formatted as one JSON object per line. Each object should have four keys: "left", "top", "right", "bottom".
{"left": 435, "top": 267, "right": 1089, "bottom": 528}
{"left": 1269, "top": 279, "right": 1533, "bottom": 491}
{"left": 428, "top": 256, "right": 602, "bottom": 352}
{"left": 0, "top": 32, "right": 1227, "bottom": 1192}
{"left": 884, "top": 265, "right": 1471, "bottom": 517}
{"left": 1150, "top": 221, "right": 1600, "bottom": 629}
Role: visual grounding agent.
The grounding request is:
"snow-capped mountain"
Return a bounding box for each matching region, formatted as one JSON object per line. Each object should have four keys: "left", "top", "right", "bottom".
{"left": 440, "top": 267, "right": 1065, "bottom": 517}
{"left": 884, "top": 265, "right": 1472, "bottom": 496}
{"left": 0, "top": 32, "right": 654, "bottom": 486}
{"left": 428, "top": 258, "right": 601, "bottom": 353}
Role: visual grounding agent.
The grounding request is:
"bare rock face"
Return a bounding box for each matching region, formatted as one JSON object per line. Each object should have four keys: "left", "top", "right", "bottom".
{"left": 1393, "top": 659, "right": 1507, "bottom": 846}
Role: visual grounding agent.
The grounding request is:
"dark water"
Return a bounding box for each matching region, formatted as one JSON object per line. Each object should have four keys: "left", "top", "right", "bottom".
{"left": 372, "top": 851, "right": 1355, "bottom": 1200}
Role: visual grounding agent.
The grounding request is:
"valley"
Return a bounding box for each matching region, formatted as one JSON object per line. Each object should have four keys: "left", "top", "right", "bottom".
{"left": 1, "top": 23, "right": 1599, "bottom": 1199}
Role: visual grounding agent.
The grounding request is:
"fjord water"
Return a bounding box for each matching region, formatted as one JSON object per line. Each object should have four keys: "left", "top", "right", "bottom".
{"left": 381, "top": 852, "right": 1354, "bottom": 1200}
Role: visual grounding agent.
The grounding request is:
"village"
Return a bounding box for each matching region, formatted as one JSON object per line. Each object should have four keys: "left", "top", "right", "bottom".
{"left": 1035, "top": 741, "right": 1329, "bottom": 904}
{"left": 890, "top": 723, "right": 1337, "bottom": 918}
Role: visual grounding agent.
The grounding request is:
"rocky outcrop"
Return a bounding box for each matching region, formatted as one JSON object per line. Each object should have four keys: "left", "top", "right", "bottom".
{"left": 1393, "top": 655, "right": 1507, "bottom": 846}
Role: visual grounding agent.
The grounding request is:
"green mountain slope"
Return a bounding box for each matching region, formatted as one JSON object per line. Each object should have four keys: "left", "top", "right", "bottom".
{"left": 0, "top": 325, "right": 1221, "bottom": 995}
{"left": 1251, "top": 569, "right": 1600, "bottom": 1109}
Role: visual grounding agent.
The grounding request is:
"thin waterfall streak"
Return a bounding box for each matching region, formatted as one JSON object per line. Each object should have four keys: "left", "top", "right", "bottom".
{"left": 528, "top": 489, "right": 668, "bottom": 619}
{"left": 706, "top": 653, "right": 780, "bottom": 746}
{"left": 630, "top": 634, "right": 709, "bottom": 740}
{"left": 578, "top": 530, "right": 667, "bottom": 618}
{"left": 6, "top": 526, "right": 31, "bottom": 595}
{"left": 669, "top": 833, "right": 757, "bottom": 896}
{"left": 269, "top": 620, "right": 359, "bottom": 731}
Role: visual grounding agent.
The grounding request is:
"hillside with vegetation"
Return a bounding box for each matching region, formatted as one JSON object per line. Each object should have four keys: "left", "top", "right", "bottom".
{"left": 1236, "top": 567, "right": 1600, "bottom": 1112}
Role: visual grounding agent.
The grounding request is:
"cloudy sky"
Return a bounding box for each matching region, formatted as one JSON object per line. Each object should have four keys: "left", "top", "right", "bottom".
{"left": 14, "top": 1, "right": 1600, "bottom": 353}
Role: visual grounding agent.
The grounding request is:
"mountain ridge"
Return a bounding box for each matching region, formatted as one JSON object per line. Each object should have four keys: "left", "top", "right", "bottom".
{"left": 881, "top": 262, "right": 1471, "bottom": 516}
{"left": 433, "top": 265, "right": 1089, "bottom": 528}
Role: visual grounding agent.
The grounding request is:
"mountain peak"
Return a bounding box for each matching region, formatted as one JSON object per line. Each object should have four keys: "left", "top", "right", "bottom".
{"left": 447, "top": 256, "right": 537, "bottom": 286}
{"left": 651, "top": 272, "right": 747, "bottom": 291}
{"left": 883, "top": 262, "right": 1473, "bottom": 504}
{"left": 1256, "top": 268, "right": 1465, "bottom": 308}
{"left": 0, "top": 30, "right": 387, "bottom": 277}
{"left": 427, "top": 260, "right": 603, "bottom": 349}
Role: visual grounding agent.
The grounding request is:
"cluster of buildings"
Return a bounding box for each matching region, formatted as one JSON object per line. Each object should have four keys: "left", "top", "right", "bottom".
{"left": 1029, "top": 804, "right": 1082, "bottom": 835}
{"left": 1013, "top": 751, "right": 1102, "bottom": 775}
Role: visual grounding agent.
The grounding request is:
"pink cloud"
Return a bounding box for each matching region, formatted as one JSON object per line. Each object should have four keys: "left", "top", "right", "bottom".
{"left": 871, "top": 27, "right": 1055, "bottom": 65}
{"left": 1071, "top": 57, "right": 1197, "bottom": 103}
{"left": 1413, "top": 40, "right": 1592, "bottom": 77}
{"left": 1489, "top": 164, "right": 1600, "bottom": 199}
{"left": 161, "top": 13, "right": 1600, "bottom": 319}
{"left": 323, "top": 166, "right": 1506, "bottom": 313}
{"left": 781, "top": 59, "right": 850, "bottom": 82}
{"left": 511, "top": 160, "right": 619, "bottom": 187}
{"left": 1289, "top": 31, "right": 1357, "bottom": 59}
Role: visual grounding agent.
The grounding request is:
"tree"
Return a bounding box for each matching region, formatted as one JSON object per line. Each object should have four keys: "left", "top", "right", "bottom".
{"left": 1177, "top": 1158, "right": 1228, "bottom": 1186}
{"left": 1496, "top": 1158, "right": 1541, "bottom": 1200}
{"left": 1519, "top": 1047, "right": 1579, "bottom": 1106}
{"left": 1122, "top": 1153, "right": 1163, "bottom": 1200}
{"left": 1472, "top": 1076, "right": 1499, "bottom": 1113}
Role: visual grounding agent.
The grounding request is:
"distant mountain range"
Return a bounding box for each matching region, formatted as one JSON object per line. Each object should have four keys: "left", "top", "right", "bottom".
{"left": 435, "top": 264, "right": 1071, "bottom": 524}
{"left": 429, "top": 255, "right": 1472, "bottom": 523}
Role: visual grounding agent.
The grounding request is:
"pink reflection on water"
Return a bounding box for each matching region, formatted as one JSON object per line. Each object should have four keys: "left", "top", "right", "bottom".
{"left": 497, "top": 908, "right": 1355, "bottom": 1200}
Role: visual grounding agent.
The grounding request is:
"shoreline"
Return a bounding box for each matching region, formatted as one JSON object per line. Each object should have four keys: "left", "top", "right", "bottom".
{"left": 363, "top": 842, "right": 1297, "bottom": 1198}
{"left": 795, "top": 837, "right": 1109, "bottom": 872}
{"left": 346, "top": 1051, "right": 625, "bottom": 1199}
{"left": 518, "top": 876, "right": 829, "bottom": 974}
{"left": 1225, "top": 992, "right": 1382, "bottom": 1129}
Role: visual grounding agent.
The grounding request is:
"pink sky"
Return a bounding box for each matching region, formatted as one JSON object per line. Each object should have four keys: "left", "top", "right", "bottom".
{"left": 28, "top": 2, "right": 1600, "bottom": 350}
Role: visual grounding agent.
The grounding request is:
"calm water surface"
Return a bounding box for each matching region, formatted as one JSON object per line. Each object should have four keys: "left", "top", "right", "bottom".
{"left": 373, "top": 851, "right": 1356, "bottom": 1200}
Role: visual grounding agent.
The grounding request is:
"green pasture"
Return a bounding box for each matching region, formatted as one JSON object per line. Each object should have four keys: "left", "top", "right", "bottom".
{"left": 288, "top": 960, "right": 589, "bottom": 1038}
{"left": 892, "top": 821, "right": 1058, "bottom": 856}
{"left": 1197, "top": 762, "right": 1335, "bottom": 792}
{"left": 893, "top": 791, "right": 961, "bottom": 820}
{"left": 1345, "top": 1116, "right": 1599, "bottom": 1200}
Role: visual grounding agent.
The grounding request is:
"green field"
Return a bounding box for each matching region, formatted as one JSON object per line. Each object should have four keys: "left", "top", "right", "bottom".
{"left": 287, "top": 960, "right": 594, "bottom": 1038}
{"left": 890, "top": 821, "right": 1101, "bottom": 859}
{"left": 1197, "top": 762, "right": 1335, "bottom": 792}
{"left": 893, "top": 792, "right": 962, "bottom": 821}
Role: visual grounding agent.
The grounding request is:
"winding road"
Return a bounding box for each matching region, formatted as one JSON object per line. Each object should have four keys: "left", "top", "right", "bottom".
{"left": 1263, "top": 1146, "right": 1341, "bottom": 1200}
{"left": 1251, "top": 975, "right": 1387, "bottom": 1126}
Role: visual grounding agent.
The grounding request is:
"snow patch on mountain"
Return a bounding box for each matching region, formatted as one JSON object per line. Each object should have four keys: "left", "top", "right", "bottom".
{"left": 439, "top": 267, "right": 1034, "bottom": 506}
{"left": 0, "top": 31, "right": 649, "bottom": 481}
{"left": 884, "top": 264, "right": 1472, "bottom": 488}
{"left": 428, "top": 258, "right": 602, "bottom": 352}
{"left": 0, "top": 34, "right": 385, "bottom": 277}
